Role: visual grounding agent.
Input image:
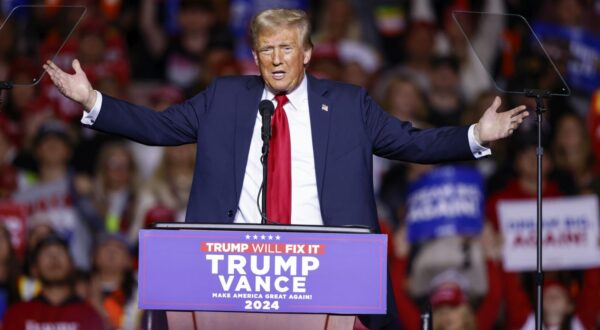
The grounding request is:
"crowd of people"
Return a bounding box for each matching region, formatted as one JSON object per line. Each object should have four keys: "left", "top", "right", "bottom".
{"left": 0, "top": 0, "right": 599, "bottom": 329}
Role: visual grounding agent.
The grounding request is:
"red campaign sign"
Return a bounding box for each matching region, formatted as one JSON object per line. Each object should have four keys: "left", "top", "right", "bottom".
{"left": 0, "top": 202, "right": 28, "bottom": 257}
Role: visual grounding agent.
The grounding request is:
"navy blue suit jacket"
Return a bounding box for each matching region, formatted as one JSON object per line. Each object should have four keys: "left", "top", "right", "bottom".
{"left": 90, "top": 74, "right": 474, "bottom": 230}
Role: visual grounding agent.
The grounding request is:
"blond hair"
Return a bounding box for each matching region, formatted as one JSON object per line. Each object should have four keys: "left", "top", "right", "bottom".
{"left": 250, "top": 8, "right": 313, "bottom": 50}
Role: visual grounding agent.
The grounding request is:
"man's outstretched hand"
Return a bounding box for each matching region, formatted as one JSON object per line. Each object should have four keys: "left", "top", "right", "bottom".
{"left": 474, "top": 96, "right": 528, "bottom": 145}
{"left": 43, "top": 59, "right": 96, "bottom": 112}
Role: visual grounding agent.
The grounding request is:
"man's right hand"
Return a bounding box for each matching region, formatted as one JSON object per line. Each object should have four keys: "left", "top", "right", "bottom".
{"left": 43, "top": 59, "right": 97, "bottom": 112}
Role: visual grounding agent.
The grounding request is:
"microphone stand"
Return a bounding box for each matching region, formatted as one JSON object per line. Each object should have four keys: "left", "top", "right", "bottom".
{"left": 260, "top": 135, "right": 270, "bottom": 225}
{"left": 420, "top": 305, "right": 432, "bottom": 330}
{"left": 524, "top": 89, "right": 551, "bottom": 330}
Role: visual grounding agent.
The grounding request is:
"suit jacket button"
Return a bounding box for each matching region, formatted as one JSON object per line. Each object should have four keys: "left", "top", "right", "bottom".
{"left": 227, "top": 210, "right": 234, "bottom": 217}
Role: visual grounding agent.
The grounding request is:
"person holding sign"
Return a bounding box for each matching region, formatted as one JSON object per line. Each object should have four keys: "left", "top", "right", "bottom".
{"left": 390, "top": 226, "right": 503, "bottom": 330}
{"left": 502, "top": 268, "right": 600, "bottom": 330}
{"left": 43, "top": 8, "right": 528, "bottom": 329}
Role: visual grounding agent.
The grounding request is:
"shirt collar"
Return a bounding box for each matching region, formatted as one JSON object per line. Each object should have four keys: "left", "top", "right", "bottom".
{"left": 263, "top": 72, "right": 308, "bottom": 111}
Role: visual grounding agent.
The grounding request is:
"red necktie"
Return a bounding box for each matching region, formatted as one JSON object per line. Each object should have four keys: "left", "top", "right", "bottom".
{"left": 267, "top": 94, "right": 291, "bottom": 224}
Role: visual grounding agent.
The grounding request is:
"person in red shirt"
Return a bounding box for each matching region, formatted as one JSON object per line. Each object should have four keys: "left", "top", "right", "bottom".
{"left": 486, "top": 131, "right": 569, "bottom": 232}
{"left": 3, "top": 235, "right": 104, "bottom": 330}
{"left": 502, "top": 269, "right": 600, "bottom": 330}
{"left": 390, "top": 226, "right": 503, "bottom": 330}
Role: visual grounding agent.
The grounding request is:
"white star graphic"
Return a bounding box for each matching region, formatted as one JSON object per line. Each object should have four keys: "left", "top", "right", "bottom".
{"left": 268, "top": 235, "right": 273, "bottom": 240}
{"left": 245, "top": 234, "right": 250, "bottom": 240}
{"left": 253, "top": 235, "right": 258, "bottom": 240}
{"left": 261, "top": 235, "right": 266, "bottom": 240}
{"left": 275, "top": 235, "right": 281, "bottom": 240}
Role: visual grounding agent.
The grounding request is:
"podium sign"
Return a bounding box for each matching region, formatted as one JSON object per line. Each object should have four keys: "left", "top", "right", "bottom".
{"left": 139, "top": 229, "right": 387, "bottom": 314}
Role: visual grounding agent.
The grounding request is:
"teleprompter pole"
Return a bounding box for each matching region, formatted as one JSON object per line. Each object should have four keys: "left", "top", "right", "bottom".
{"left": 525, "top": 89, "right": 551, "bottom": 330}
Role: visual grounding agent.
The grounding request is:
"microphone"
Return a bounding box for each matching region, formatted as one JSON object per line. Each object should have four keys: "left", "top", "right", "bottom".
{"left": 259, "top": 100, "right": 275, "bottom": 142}
{"left": 258, "top": 99, "right": 275, "bottom": 225}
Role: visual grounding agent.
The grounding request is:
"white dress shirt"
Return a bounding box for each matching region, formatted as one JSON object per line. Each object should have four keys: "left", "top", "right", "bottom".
{"left": 82, "top": 75, "right": 490, "bottom": 225}
{"left": 233, "top": 75, "right": 323, "bottom": 225}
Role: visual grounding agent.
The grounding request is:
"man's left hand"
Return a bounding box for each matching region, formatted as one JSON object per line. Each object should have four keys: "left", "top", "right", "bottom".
{"left": 474, "top": 96, "right": 528, "bottom": 145}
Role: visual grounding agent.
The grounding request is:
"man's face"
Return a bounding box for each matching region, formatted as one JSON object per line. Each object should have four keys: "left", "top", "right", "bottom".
{"left": 35, "top": 244, "right": 72, "bottom": 286}
{"left": 253, "top": 27, "right": 312, "bottom": 94}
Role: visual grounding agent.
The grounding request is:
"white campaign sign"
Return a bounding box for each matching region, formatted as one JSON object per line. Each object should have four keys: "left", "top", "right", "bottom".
{"left": 498, "top": 195, "right": 600, "bottom": 272}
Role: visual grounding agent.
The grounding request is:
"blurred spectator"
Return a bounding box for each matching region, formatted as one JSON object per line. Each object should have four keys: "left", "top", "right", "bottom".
{"left": 384, "top": 162, "right": 502, "bottom": 329}
{"left": 88, "top": 142, "right": 140, "bottom": 239}
{"left": 308, "top": 41, "right": 343, "bottom": 80}
{"left": 527, "top": 0, "right": 600, "bottom": 115}
{"left": 503, "top": 267, "right": 600, "bottom": 329}
{"left": 404, "top": 167, "right": 491, "bottom": 301}
{"left": 140, "top": 0, "right": 221, "bottom": 94}
{"left": 0, "top": 13, "right": 16, "bottom": 80}
{"left": 364, "top": 0, "right": 411, "bottom": 64}
{"left": 0, "top": 224, "right": 20, "bottom": 323}
{"left": 390, "top": 225, "right": 503, "bottom": 330}
{"left": 372, "top": 74, "right": 428, "bottom": 194}
{"left": 309, "top": 38, "right": 384, "bottom": 89}
{"left": 337, "top": 39, "right": 382, "bottom": 90}
{"left": 311, "top": 0, "right": 385, "bottom": 89}
{"left": 587, "top": 88, "right": 600, "bottom": 171}
{"left": 90, "top": 234, "right": 140, "bottom": 330}
{"left": 75, "top": 19, "right": 130, "bottom": 95}
{"left": 378, "top": 164, "right": 409, "bottom": 228}
{"left": 36, "top": 6, "right": 130, "bottom": 122}
{"left": 0, "top": 120, "right": 18, "bottom": 199}
{"left": 1, "top": 59, "right": 54, "bottom": 170}
{"left": 401, "top": 20, "right": 436, "bottom": 88}
{"left": 408, "top": 236, "right": 489, "bottom": 299}
{"left": 127, "top": 85, "right": 185, "bottom": 182}
{"left": 429, "top": 283, "right": 476, "bottom": 330}
{"left": 311, "top": 0, "right": 383, "bottom": 91}
{"left": 376, "top": 73, "right": 428, "bottom": 125}
{"left": 436, "top": 0, "right": 505, "bottom": 102}
{"left": 3, "top": 59, "right": 49, "bottom": 124}
{"left": 19, "top": 223, "right": 55, "bottom": 302}
{"left": 426, "top": 55, "right": 465, "bottom": 127}
{"left": 313, "top": 0, "right": 364, "bottom": 45}
{"left": 73, "top": 269, "right": 92, "bottom": 302}
{"left": 198, "top": 42, "right": 241, "bottom": 89}
{"left": 551, "top": 112, "right": 600, "bottom": 195}
{"left": 12, "top": 121, "right": 93, "bottom": 269}
{"left": 377, "top": 162, "right": 434, "bottom": 228}
{"left": 3, "top": 235, "right": 104, "bottom": 330}
{"left": 132, "top": 144, "right": 195, "bottom": 242}
{"left": 485, "top": 130, "right": 569, "bottom": 232}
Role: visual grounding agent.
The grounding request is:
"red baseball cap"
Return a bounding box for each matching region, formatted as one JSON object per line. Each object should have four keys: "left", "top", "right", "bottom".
{"left": 430, "top": 284, "right": 467, "bottom": 307}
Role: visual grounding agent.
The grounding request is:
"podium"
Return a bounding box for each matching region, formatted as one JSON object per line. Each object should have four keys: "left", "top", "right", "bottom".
{"left": 166, "top": 311, "right": 355, "bottom": 329}
{"left": 139, "top": 223, "right": 387, "bottom": 330}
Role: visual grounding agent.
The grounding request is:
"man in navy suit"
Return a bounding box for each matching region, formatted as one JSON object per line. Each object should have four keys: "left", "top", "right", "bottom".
{"left": 45, "top": 8, "right": 527, "bottom": 329}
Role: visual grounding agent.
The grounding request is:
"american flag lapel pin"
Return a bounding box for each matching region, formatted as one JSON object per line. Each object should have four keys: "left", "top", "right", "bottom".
{"left": 321, "top": 104, "right": 329, "bottom": 112}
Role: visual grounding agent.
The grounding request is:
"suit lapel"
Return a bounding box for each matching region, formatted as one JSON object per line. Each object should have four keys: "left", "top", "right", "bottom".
{"left": 307, "top": 74, "right": 331, "bottom": 204}
{"left": 234, "top": 76, "right": 264, "bottom": 202}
